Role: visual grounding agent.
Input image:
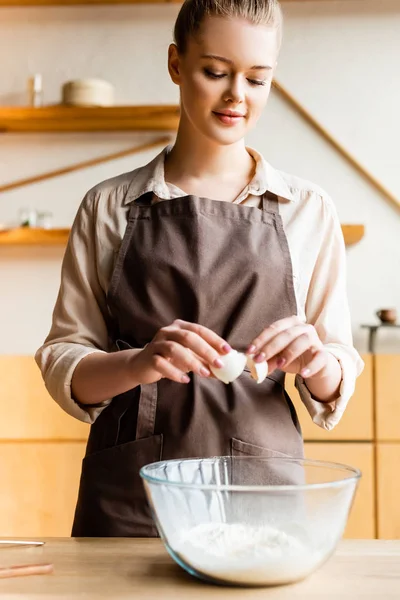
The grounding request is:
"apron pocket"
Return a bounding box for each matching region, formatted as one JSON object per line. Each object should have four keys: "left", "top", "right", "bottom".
{"left": 72, "top": 434, "right": 163, "bottom": 538}
{"left": 230, "top": 438, "right": 304, "bottom": 486}
{"left": 231, "top": 437, "right": 291, "bottom": 458}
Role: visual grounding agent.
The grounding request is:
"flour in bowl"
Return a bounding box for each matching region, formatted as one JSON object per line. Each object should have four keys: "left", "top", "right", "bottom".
{"left": 172, "top": 522, "right": 324, "bottom": 585}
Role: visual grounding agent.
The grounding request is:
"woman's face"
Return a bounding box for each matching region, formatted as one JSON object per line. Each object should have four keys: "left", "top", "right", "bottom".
{"left": 169, "top": 15, "right": 280, "bottom": 145}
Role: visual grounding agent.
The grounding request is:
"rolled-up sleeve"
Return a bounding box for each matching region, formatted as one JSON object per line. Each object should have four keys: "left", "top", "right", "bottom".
{"left": 295, "top": 194, "right": 364, "bottom": 431}
{"left": 35, "top": 189, "right": 112, "bottom": 424}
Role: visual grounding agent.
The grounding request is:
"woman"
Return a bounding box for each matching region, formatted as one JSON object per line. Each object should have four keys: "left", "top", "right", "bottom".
{"left": 36, "top": 0, "right": 364, "bottom": 537}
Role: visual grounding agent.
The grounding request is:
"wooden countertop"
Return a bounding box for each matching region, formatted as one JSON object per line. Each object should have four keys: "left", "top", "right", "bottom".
{"left": 1, "top": 538, "right": 400, "bottom": 598}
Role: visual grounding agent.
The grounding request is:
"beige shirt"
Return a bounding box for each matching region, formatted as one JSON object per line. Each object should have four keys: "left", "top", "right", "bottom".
{"left": 35, "top": 145, "right": 364, "bottom": 430}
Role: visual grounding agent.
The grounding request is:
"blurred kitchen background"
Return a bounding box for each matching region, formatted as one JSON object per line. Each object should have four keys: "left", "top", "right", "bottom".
{"left": 0, "top": 0, "right": 399, "bottom": 541}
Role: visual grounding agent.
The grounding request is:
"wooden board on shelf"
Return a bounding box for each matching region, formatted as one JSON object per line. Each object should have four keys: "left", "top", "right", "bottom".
{"left": 0, "top": 0, "right": 359, "bottom": 4}
{"left": 0, "top": 227, "right": 70, "bottom": 245}
{"left": 0, "top": 0, "right": 179, "bottom": 3}
{"left": 0, "top": 105, "right": 180, "bottom": 133}
{"left": 341, "top": 224, "right": 365, "bottom": 246}
{"left": 0, "top": 225, "right": 363, "bottom": 247}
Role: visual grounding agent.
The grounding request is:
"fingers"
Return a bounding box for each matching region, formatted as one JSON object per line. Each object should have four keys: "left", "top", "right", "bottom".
{"left": 158, "top": 320, "right": 230, "bottom": 368}
{"left": 175, "top": 320, "right": 231, "bottom": 354}
{"left": 149, "top": 317, "right": 328, "bottom": 384}
{"left": 263, "top": 334, "right": 312, "bottom": 373}
{"left": 152, "top": 341, "right": 211, "bottom": 378}
{"left": 147, "top": 319, "right": 233, "bottom": 385}
{"left": 150, "top": 354, "right": 192, "bottom": 384}
{"left": 246, "top": 316, "right": 328, "bottom": 378}
{"left": 249, "top": 321, "right": 321, "bottom": 364}
{"left": 247, "top": 315, "right": 303, "bottom": 355}
{"left": 264, "top": 326, "right": 320, "bottom": 365}
{"left": 300, "top": 350, "right": 328, "bottom": 379}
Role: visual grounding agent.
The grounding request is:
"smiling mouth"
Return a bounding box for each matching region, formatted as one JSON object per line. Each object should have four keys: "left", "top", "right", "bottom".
{"left": 212, "top": 111, "right": 246, "bottom": 125}
{"left": 213, "top": 111, "right": 246, "bottom": 118}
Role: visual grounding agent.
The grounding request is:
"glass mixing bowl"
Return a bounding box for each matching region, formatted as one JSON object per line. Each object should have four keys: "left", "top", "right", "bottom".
{"left": 140, "top": 457, "right": 360, "bottom": 587}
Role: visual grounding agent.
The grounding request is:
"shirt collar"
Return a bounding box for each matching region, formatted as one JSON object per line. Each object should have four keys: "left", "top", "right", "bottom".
{"left": 246, "top": 147, "right": 295, "bottom": 203}
{"left": 124, "top": 144, "right": 295, "bottom": 205}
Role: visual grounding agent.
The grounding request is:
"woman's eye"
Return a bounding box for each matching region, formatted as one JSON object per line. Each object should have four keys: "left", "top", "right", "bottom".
{"left": 204, "top": 69, "right": 226, "bottom": 79}
{"left": 248, "top": 79, "right": 266, "bottom": 86}
{"left": 204, "top": 69, "right": 266, "bottom": 86}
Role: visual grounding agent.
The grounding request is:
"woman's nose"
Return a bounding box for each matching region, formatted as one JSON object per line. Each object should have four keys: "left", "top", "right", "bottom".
{"left": 223, "top": 75, "right": 245, "bottom": 104}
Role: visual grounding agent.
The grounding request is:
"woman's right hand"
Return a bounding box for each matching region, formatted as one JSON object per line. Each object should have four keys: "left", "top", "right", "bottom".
{"left": 129, "top": 319, "right": 231, "bottom": 385}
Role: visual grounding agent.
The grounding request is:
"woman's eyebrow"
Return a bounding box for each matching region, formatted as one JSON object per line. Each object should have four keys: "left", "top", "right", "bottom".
{"left": 201, "top": 54, "right": 272, "bottom": 70}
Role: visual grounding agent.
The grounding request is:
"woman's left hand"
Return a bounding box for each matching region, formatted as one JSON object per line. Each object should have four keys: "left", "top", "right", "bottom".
{"left": 247, "top": 315, "right": 330, "bottom": 379}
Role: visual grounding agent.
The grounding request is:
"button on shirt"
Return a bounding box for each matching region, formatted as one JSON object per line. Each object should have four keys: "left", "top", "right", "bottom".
{"left": 35, "top": 145, "right": 364, "bottom": 430}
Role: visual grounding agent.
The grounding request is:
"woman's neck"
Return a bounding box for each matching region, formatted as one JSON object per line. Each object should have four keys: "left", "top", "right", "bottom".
{"left": 164, "top": 117, "right": 255, "bottom": 202}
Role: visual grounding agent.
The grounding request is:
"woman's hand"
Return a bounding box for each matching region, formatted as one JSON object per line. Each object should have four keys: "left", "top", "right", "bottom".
{"left": 246, "top": 315, "right": 342, "bottom": 402}
{"left": 247, "top": 315, "right": 329, "bottom": 379}
{"left": 129, "top": 319, "right": 231, "bottom": 385}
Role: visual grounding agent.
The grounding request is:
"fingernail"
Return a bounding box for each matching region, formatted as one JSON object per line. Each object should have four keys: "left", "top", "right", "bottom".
{"left": 222, "top": 343, "right": 232, "bottom": 353}
{"left": 200, "top": 367, "right": 211, "bottom": 377}
{"left": 247, "top": 345, "right": 256, "bottom": 354}
{"left": 181, "top": 374, "right": 190, "bottom": 383}
{"left": 213, "top": 358, "right": 224, "bottom": 368}
{"left": 254, "top": 352, "right": 266, "bottom": 363}
{"left": 301, "top": 368, "right": 310, "bottom": 378}
{"left": 277, "top": 357, "right": 286, "bottom": 368}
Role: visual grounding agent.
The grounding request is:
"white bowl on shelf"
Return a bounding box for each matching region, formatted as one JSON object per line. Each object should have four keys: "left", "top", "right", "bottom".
{"left": 61, "top": 78, "right": 115, "bottom": 107}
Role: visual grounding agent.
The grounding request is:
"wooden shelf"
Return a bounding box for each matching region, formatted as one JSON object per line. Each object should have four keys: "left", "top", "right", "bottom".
{"left": 0, "top": 0, "right": 180, "bottom": 3}
{"left": 0, "top": 225, "right": 365, "bottom": 247}
{"left": 341, "top": 224, "right": 365, "bottom": 246}
{"left": 0, "top": 228, "right": 70, "bottom": 245}
{"left": 0, "top": 0, "right": 354, "bottom": 4}
{"left": 0, "top": 106, "right": 180, "bottom": 133}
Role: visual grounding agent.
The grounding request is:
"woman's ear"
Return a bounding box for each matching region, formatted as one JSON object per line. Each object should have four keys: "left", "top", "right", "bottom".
{"left": 168, "top": 43, "right": 182, "bottom": 85}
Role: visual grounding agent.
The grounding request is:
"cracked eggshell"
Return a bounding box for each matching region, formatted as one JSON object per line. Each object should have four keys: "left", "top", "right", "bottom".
{"left": 246, "top": 355, "right": 268, "bottom": 384}
{"left": 209, "top": 350, "right": 247, "bottom": 384}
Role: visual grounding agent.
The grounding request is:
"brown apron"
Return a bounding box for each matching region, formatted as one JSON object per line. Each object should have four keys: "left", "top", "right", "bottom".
{"left": 71, "top": 190, "right": 303, "bottom": 537}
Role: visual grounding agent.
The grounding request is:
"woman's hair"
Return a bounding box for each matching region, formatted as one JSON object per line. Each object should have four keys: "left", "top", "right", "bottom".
{"left": 173, "top": 0, "right": 283, "bottom": 54}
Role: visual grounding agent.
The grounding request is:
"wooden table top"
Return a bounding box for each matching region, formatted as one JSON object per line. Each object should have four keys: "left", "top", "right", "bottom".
{"left": 1, "top": 538, "right": 400, "bottom": 598}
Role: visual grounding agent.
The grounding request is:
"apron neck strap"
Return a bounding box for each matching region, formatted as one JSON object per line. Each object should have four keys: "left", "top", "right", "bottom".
{"left": 131, "top": 190, "right": 280, "bottom": 215}
{"left": 133, "top": 191, "right": 154, "bottom": 207}
{"left": 262, "top": 191, "right": 280, "bottom": 214}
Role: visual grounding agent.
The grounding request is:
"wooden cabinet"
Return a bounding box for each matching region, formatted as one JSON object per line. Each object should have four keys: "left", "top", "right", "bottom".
{"left": 0, "top": 353, "right": 397, "bottom": 539}
{"left": 288, "top": 355, "right": 376, "bottom": 538}
{"left": 0, "top": 442, "right": 86, "bottom": 537}
{"left": 0, "top": 441, "right": 374, "bottom": 538}
{"left": 375, "top": 355, "right": 400, "bottom": 441}
{"left": 304, "top": 443, "right": 375, "bottom": 539}
{"left": 377, "top": 443, "right": 400, "bottom": 539}
{"left": 0, "top": 356, "right": 88, "bottom": 536}
{"left": 0, "top": 356, "right": 88, "bottom": 440}
{"left": 287, "top": 354, "right": 373, "bottom": 441}
{"left": 374, "top": 356, "right": 400, "bottom": 539}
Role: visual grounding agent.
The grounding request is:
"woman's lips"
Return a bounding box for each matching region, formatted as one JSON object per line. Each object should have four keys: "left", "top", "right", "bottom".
{"left": 213, "top": 111, "right": 245, "bottom": 126}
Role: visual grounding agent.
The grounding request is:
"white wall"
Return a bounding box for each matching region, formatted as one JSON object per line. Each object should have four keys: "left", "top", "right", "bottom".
{"left": 1, "top": 0, "right": 399, "bottom": 355}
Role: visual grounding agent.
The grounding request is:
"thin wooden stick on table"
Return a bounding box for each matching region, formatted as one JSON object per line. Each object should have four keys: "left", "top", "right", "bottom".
{"left": 0, "top": 135, "right": 172, "bottom": 193}
{"left": 0, "top": 540, "right": 44, "bottom": 546}
{"left": 0, "top": 563, "right": 53, "bottom": 579}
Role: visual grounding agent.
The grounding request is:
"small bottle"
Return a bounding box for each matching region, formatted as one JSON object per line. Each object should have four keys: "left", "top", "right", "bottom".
{"left": 36, "top": 211, "right": 53, "bottom": 229}
{"left": 28, "top": 74, "right": 43, "bottom": 107}
{"left": 18, "top": 207, "right": 38, "bottom": 228}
